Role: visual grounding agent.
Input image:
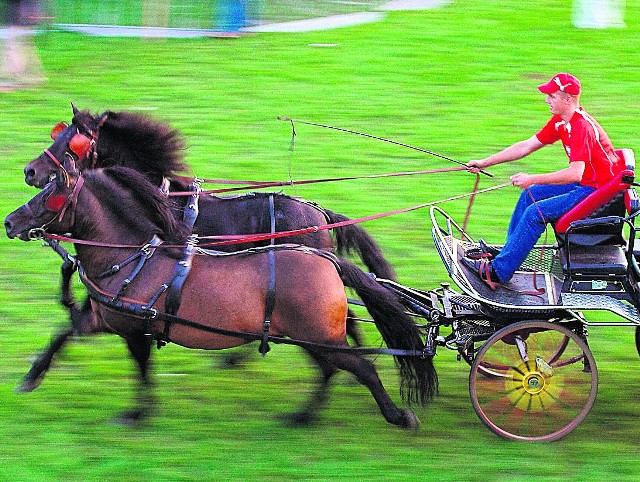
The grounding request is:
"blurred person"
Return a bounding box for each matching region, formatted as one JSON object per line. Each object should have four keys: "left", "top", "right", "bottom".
{"left": 142, "top": 0, "right": 170, "bottom": 28}
{"left": 463, "top": 73, "right": 623, "bottom": 289}
{"left": 208, "top": 0, "right": 247, "bottom": 38}
{"left": 246, "top": 0, "right": 263, "bottom": 27}
{"left": 1, "top": 0, "right": 45, "bottom": 91}
{"left": 573, "top": 0, "right": 625, "bottom": 29}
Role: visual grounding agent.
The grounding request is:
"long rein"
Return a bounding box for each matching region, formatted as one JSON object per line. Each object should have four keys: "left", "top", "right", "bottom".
{"left": 43, "top": 180, "right": 511, "bottom": 249}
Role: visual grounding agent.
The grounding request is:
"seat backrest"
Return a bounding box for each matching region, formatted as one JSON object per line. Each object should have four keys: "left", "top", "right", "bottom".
{"left": 618, "top": 147, "right": 636, "bottom": 170}
{"left": 555, "top": 148, "right": 635, "bottom": 235}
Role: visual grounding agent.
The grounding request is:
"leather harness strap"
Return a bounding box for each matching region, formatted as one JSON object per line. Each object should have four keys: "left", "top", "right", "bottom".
{"left": 183, "top": 178, "right": 202, "bottom": 229}
{"left": 259, "top": 194, "right": 277, "bottom": 355}
{"left": 106, "top": 236, "right": 164, "bottom": 301}
{"left": 157, "top": 234, "right": 197, "bottom": 348}
{"left": 158, "top": 179, "right": 201, "bottom": 347}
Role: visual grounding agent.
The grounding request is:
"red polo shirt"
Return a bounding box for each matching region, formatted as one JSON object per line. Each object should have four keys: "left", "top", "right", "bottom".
{"left": 535, "top": 108, "right": 623, "bottom": 188}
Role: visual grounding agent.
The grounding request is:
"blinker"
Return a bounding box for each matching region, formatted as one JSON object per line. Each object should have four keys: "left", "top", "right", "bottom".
{"left": 51, "top": 122, "right": 68, "bottom": 140}
{"left": 69, "top": 133, "right": 92, "bottom": 158}
{"left": 45, "top": 193, "right": 68, "bottom": 212}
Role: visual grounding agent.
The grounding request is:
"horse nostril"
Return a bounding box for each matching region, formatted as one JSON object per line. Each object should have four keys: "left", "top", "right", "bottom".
{"left": 24, "top": 167, "right": 35, "bottom": 182}
{"left": 4, "top": 219, "right": 13, "bottom": 233}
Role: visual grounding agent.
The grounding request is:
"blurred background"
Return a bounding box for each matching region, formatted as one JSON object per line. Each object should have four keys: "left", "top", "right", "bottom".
{"left": 1, "top": 1, "right": 639, "bottom": 480}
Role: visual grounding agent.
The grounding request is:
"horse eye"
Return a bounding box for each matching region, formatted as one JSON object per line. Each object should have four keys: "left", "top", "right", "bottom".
{"left": 51, "top": 122, "right": 68, "bottom": 140}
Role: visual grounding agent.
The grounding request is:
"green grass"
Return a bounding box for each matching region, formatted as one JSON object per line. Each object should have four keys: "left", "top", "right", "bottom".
{"left": 2, "top": 1, "right": 640, "bottom": 480}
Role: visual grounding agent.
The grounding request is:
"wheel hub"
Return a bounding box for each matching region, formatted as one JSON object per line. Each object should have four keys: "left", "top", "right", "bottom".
{"left": 524, "top": 373, "right": 544, "bottom": 394}
{"left": 506, "top": 358, "right": 559, "bottom": 412}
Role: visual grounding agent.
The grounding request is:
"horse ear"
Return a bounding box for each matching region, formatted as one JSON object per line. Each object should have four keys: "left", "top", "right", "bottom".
{"left": 69, "top": 133, "right": 91, "bottom": 158}
{"left": 97, "top": 112, "right": 109, "bottom": 128}
{"left": 71, "top": 102, "right": 79, "bottom": 115}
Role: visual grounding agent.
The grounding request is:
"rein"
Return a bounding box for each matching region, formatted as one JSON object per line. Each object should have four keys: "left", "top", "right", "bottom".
{"left": 168, "top": 166, "right": 469, "bottom": 197}
{"left": 39, "top": 182, "right": 511, "bottom": 250}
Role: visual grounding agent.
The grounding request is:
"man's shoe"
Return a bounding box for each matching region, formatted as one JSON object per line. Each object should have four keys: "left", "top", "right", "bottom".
{"left": 460, "top": 257, "right": 501, "bottom": 290}
{"left": 465, "top": 238, "right": 501, "bottom": 260}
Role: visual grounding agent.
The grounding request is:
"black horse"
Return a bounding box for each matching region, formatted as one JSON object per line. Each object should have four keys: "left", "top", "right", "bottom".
{"left": 6, "top": 166, "right": 436, "bottom": 426}
{"left": 18, "top": 105, "right": 396, "bottom": 391}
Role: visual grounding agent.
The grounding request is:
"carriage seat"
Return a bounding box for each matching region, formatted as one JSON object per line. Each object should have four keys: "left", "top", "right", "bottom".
{"left": 555, "top": 148, "right": 636, "bottom": 246}
{"left": 554, "top": 149, "right": 638, "bottom": 289}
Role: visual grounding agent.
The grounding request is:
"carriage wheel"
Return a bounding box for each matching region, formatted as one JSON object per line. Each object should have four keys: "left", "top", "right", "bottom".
{"left": 469, "top": 321, "right": 598, "bottom": 442}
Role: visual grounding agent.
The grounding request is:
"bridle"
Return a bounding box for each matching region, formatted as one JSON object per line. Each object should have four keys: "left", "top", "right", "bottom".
{"left": 27, "top": 175, "right": 85, "bottom": 240}
{"left": 45, "top": 119, "right": 102, "bottom": 187}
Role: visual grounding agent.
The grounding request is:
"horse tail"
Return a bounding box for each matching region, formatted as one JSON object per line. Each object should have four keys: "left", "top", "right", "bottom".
{"left": 325, "top": 210, "right": 397, "bottom": 281}
{"left": 336, "top": 258, "right": 438, "bottom": 406}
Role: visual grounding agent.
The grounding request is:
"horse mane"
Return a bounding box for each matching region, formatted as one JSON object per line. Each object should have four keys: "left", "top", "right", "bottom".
{"left": 84, "top": 166, "right": 191, "bottom": 244}
{"left": 72, "top": 109, "right": 189, "bottom": 186}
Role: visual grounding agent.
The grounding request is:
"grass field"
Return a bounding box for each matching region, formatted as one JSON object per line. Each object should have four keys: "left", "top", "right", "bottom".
{"left": 2, "top": 1, "right": 640, "bottom": 480}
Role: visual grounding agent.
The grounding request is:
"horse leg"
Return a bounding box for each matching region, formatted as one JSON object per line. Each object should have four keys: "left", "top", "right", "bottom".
{"left": 16, "top": 296, "right": 96, "bottom": 393}
{"left": 113, "top": 333, "right": 154, "bottom": 426}
{"left": 326, "top": 351, "right": 420, "bottom": 429}
{"left": 18, "top": 257, "right": 88, "bottom": 393}
{"left": 346, "top": 308, "right": 365, "bottom": 347}
{"left": 284, "top": 350, "right": 339, "bottom": 425}
{"left": 16, "top": 325, "right": 74, "bottom": 393}
{"left": 60, "top": 258, "right": 77, "bottom": 309}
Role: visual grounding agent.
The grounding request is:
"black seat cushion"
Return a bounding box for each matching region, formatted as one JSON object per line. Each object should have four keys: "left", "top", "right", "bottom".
{"left": 559, "top": 244, "right": 628, "bottom": 276}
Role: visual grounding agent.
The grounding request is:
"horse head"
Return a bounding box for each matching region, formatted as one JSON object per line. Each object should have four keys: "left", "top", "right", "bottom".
{"left": 6, "top": 169, "right": 83, "bottom": 241}
{"left": 24, "top": 104, "right": 188, "bottom": 189}
{"left": 23, "top": 104, "right": 105, "bottom": 188}
{"left": 8, "top": 166, "right": 190, "bottom": 246}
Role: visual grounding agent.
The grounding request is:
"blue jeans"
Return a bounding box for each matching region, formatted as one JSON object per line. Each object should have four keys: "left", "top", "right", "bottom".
{"left": 492, "top": 183, "right": 595, "bottom": 282}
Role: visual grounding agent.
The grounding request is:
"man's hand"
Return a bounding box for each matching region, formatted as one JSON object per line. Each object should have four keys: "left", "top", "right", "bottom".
{"left": 510, "top": 172, "right": 534, "bottom": 189}
{"left": 466, "top": 159, "right": 487, "bottom": 174}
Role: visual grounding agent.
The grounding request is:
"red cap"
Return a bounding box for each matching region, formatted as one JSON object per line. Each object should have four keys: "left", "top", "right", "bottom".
{"left": 537, "top": 73, "right": 581, "bottom": 95}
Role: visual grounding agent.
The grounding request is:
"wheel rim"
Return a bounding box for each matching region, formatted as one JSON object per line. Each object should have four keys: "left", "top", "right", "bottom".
{"left": 470, "top": 321, "right": 598, "bottom": 442}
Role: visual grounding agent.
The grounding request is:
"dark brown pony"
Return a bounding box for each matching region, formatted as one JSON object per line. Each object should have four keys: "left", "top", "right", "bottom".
{"left": 5, "top": 166, "right": 437, "bottom": 427}
{"left": 20, "top": 106, "right": 396, "bottom": 388}
{"left": 23, "top": 106, "right": 394, "bottom": 277}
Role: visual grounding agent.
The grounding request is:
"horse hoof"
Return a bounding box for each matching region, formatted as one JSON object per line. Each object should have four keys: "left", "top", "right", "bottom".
{"left": 401, "top": 410, "right": 421, "bottom": 430}
{"left": 15, "top": 378, "right": 41, "bottom": 393}
{"left": 281, "top": 411, "right": 317, "bottom": 426}
{"left": 110, "top": 410, "right": 148, "bottom": 427}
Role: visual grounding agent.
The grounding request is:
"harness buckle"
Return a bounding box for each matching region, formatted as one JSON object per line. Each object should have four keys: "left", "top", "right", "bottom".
{"left": 140, "top": 243, "right": 154, "bottom": 257}
{"left": 28, "top": 228, "right": 45, "bottom": 240}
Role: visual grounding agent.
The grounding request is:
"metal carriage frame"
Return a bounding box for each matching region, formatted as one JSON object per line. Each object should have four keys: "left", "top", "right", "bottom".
{"left": 378, "top": 203, "right": 640, "bottom": 442}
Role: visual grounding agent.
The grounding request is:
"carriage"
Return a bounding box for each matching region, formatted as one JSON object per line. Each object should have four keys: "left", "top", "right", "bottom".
{"left": 379, "top": 147, "right": 640, "bottom": 441}
{"left": 7, "top": 108, "right": 640, "bottom": 442}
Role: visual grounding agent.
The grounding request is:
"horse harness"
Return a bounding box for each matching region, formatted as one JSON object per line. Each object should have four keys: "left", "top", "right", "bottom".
{"left": 73, "top": 240, "right": 340, "bottom": 347}
{"left": 45, "top": 179, "right": 342, "bottom": 354}
{"left": 45, "top": 231, "right": 426, "bottom": 358}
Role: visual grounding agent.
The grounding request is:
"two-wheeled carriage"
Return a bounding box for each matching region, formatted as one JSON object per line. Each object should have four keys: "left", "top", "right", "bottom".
{"left": 380, "top": 148, "right": 640, "bottom": 441}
